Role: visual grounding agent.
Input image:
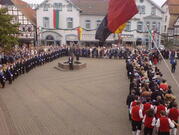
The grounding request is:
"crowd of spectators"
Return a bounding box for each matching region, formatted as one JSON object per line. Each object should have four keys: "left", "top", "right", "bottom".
{"left": 126, "top": 48, "right": 179, "bottom": 135}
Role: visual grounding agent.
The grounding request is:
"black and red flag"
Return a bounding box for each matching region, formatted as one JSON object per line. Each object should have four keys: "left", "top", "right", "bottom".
{"left": 95, "top": 0, "right": 138, "bottom": 42}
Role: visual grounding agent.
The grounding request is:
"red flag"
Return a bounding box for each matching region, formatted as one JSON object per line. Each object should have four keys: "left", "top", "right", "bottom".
{"left": 108, "top": 0, "right": 138, "bottom": 33}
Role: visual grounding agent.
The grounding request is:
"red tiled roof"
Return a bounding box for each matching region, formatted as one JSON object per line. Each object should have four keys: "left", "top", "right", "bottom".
{"left": 168, "top": 0, "right": 179, "bottom": 5}
{"left": 11, "top": 0, "right": 36, "bottom": 25}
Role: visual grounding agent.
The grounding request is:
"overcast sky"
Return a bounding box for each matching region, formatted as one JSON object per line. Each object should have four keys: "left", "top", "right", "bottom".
{"left": 22, "top": 0, "right": 166, "bottom": 7}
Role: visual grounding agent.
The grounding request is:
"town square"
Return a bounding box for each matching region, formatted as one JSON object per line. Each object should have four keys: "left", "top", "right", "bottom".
{"left": 0, "top": 0, "right": 179, "bottom": 135}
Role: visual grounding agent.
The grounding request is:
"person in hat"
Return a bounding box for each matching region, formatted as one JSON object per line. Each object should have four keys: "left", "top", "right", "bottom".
{"left": 171, "top": 59, "right": 177, "bottom": 73}
{"left": 142, "top": 109, "right": 156, "bottom": 135}
{"left": 130, "top": 101, "right": 143, "bottom": 135}
{"left": 167, "top": 102, "right": 179, "bottom": 135}
{"left": 156, "top": 111, "right": 175, "bottom": 135}
{"left": 68, "top": 55, "right": 74, "bottom": 70}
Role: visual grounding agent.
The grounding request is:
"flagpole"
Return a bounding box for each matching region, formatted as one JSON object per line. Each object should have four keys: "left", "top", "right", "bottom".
{"left": 146, "top": 25, "right": 179, "bottom": 89}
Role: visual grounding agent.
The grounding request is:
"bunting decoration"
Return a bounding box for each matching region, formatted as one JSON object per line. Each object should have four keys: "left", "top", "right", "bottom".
{"left": 77, "top": 27, "right": 83, "bottom": 40}
{"left": 53, "top": 10, "right": 59, "bottom": 29}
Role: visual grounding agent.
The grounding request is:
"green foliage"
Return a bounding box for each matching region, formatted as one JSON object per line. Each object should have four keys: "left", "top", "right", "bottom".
{"left": 0, "top": 8, "right": 20, "bottom": 52}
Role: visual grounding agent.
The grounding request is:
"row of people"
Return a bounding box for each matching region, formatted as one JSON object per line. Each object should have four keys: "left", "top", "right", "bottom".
{"left": 71, "top": 46, "right": 130, "bottom": 59}
{"left": 0, "top": 46, "right": 69, "bottom": 88}
{"left": 126, "top": 49, "right": 178, "bottom": 135}
{"left": 0, "top": 45, "right": 132, "bottom": 88}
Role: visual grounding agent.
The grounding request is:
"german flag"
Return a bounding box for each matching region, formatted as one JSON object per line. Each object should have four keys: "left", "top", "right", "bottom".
{"left": 95, "top": 0, "right": 138, "bottom": 42}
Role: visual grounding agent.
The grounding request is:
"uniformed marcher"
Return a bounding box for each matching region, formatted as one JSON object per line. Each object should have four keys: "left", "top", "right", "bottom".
{"left": 130, "top": 101, "right": 143, "bottom": 135}
{"left": 156, "top": 111, "right": 175, "bottom": 135}
{"left": 0, "top": 66, "right": 6, "bottom": 88}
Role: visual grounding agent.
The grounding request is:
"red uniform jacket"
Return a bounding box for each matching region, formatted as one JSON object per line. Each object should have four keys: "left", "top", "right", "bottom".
{"left": 168, "top": 108, "right": 179, "bottom": 121}
{"left": 144, "top": 116, "right": 155, "bottom": 129}
{"left": 143, "top": 103, "right": 152, "bottom": 116}
{"left": 131, "top": 106, "right": 142, "bottom": 122}
{"left": 159, "top": 117, "right": 170, "bottom": 132}
{"left": 156, "top": 105, "right": 166, "bottom": 118}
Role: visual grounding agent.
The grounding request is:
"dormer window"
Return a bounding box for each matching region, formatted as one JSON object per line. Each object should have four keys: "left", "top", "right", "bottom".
{"left": 151, "top": 7, "right": 156, "bottom": 15}
{"left": 43, "top": 4, "right": 49, "bottom": 11}
{"left": 67, "top": 4, "right": 72, "bottom": 12}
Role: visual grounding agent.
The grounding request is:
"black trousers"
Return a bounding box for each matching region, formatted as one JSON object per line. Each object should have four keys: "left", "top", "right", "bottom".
{"left": 69, "top": 63, "right": 73, "bottom": 70}
{"left": 131, "top": 120, "right": 142, "bottom": 131}
{"left": 158, "top": 132, "right": 169, "bottom": 135}
{"left": 144, "top": 127, "right": 153, "bottom": 135}
{"left": 0, "top": 79, "right": 5, "bottom": 88}
{"left": 171, "top": 65, "right": 176, "bottom": 73}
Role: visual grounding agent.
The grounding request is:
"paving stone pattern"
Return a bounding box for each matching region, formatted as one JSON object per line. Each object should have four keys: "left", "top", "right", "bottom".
{"left": 0, "top": 58, "right": 131, "bottom": 135}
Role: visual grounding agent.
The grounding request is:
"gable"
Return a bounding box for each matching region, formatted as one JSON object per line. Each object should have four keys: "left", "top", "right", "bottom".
{"left": 146, "top": 0, "right": 164, "bottom": 13}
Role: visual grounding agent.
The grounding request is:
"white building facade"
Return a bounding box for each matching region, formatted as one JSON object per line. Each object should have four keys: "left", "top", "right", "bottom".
{"left": 36, "top": 0, "right": 163, "bottom": 46}
{"left": 122, "top": 0, "right": 164, "bottom": 47}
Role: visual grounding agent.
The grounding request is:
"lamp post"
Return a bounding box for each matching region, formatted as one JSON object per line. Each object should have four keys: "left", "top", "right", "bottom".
{"left": 33, "top": 24, "right": 38, "bottom": 46}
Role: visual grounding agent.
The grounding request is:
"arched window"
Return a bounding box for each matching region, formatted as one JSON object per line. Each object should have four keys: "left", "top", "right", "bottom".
{"left": 46, "top": 35, "right": 54, "bottom": 40}
{"left": 137, "top": 21, "right": 143, "bottom": 32}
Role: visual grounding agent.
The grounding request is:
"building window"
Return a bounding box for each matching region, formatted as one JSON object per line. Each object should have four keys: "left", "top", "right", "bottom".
{"left": 137, "top": 6, "right": 141, "bottom": 14}
{"left": 137, "top": 6, "right": 145, "bottom": 14}
{"left": 152, "top": 22, "right": 156, "bottom": 30}
{"left": 158, "top": 22, "right": 161, "bottom": 32}
{"left": 67, "top": 17, "right": 73, "bottom": 29}
{"left": 43, "top": 4, "right": 49, "bottom": 11}
{"left": 146, "top": 21, "right": 150, "bottom": 31}
{"left": 165, "top": 16, "right": 167, "bottom": 22}
{"left": 96, "top": 20, "right": 101, "bottom": 28}
{"left": 125, "top": 21, "right": 131, "bottom": 31}
{"left": 141, "top": 6, "right": 145, "bottom": 14}
{"left": 85, "top": 20, "right": 91, "bottom": 29}
{"left": 164, "top": 25, "right": 167, "bottom": 32}
{"left": 67, "top": 4, "right": 72, "bottom": 11}
{"left": 151, "top": 7, "right": 156, "bottom": 15}
{"left": 137, "top": 21, "right": 143, "bottom": 32}
{"left": 54, "top": 3, "right": 62, "bottom": 11}
{"left": 43, "top": 17, "right": 49, "bottom": 28}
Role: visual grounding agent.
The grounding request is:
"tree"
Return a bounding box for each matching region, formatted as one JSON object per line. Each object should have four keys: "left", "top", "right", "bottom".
{"left": 0, "top": 8, "right": 20, "bottom": 53}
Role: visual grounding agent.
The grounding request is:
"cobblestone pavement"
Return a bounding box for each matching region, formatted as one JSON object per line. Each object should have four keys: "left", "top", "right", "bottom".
{"left": 0, "top": 58, "right": 131, "bottom": 135}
